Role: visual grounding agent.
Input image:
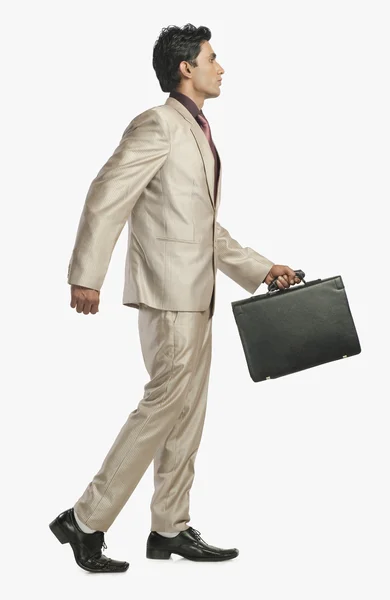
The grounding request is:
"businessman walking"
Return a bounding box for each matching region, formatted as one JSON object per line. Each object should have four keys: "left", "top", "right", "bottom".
{"left": 50, "top": 23, "right": 300, "bottom": 572}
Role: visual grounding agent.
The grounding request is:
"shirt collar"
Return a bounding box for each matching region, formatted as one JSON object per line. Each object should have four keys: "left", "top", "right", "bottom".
{"left": 169, "top": 90, "right": 203, "bottom": 119}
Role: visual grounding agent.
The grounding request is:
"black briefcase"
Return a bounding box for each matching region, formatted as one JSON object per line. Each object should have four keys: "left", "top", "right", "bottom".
{"left": 231, "top": 270, "right": 361, "bottom": 382}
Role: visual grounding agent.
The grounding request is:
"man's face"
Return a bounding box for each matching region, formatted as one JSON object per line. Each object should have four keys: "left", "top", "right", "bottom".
{"left": 187, "top": 40, "right": 225, "bottom": 98}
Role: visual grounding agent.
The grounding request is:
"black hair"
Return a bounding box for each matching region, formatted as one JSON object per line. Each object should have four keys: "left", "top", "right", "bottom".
{"left": 152, "top": 23, "right": 212, "bottom": 93}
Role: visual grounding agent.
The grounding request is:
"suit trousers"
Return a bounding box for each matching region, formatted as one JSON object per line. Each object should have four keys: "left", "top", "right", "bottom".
{"left": 73, "top": 301, "right": 213, "bottom": 532}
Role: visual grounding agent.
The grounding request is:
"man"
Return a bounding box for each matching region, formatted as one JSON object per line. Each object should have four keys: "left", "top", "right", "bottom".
{"left": 49, "top": 24, "right": 300, "bottom": 573}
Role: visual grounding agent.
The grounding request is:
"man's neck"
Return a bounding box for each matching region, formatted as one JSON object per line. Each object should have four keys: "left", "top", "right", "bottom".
{"left": 174, "top": 88, "right": 204, "bottom": 111}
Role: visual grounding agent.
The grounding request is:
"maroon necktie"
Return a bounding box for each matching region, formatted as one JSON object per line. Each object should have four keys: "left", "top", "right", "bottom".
{"left": 196, "top": 112, "right": 220, "bottom": 203}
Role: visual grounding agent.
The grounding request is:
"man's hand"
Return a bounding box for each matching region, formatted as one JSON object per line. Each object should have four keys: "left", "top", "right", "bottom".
{"left": 263, "top": 265, "right": 302, "bottom": 290}
{"left": 70, "top": 284, "right": 100, "bottom": 314}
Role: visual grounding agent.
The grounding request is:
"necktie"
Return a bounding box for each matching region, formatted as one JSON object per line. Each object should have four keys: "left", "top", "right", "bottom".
{"left": 196, "top": 112, "right": 220, "bottom": 203}
{"left": 196, "top": 113, "right": 212, "bottom": 145}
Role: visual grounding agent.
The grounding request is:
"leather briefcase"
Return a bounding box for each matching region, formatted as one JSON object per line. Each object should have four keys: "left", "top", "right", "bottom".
{"left": 231, "top": 271, "right": 361, "bottom": 382}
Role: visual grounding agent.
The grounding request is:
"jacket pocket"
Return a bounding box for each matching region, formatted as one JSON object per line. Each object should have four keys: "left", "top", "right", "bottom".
{"left": 156, "top": 237, "right": 199, "bottom": 244}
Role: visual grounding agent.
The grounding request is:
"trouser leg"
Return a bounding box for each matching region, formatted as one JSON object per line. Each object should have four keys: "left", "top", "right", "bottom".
{"left": 73, "top": 304, "right": 208, "bottom": 531}
{"left": 150, "top": 307, "right": 212, "bottom": 532}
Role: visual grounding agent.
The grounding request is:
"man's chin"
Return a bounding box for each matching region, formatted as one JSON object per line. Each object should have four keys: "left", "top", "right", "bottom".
{"left": 206, "top": 89, "right": 221, "bottom": 99}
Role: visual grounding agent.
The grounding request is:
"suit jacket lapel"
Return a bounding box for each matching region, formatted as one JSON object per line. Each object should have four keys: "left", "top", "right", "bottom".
{"left": 165, "top": 97, "right": 218, "bottom": 211}
{"left": 215, "top": 150, "right": 222, "bottom": 212}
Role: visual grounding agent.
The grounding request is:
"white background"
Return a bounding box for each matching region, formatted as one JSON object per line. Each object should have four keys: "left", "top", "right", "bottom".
{"left": 2, "top": 1, "right": 389, "bottom": 598}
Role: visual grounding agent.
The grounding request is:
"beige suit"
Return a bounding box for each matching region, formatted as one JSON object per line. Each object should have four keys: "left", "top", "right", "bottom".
{"left": 67, "top": 96, "right": 274, "bottom": 317}
{"left": 70, "top": 96, "right": 275, "bottom": 532}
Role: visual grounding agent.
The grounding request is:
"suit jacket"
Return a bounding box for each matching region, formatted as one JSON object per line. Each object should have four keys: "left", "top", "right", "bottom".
{"left": 67, "top": 96, "right": 275, "bottom": 317}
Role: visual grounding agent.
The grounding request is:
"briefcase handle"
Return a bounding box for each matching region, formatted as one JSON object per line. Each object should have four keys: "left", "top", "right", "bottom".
{"left": 267, "top": 269, "right": 306, "bottom": 293}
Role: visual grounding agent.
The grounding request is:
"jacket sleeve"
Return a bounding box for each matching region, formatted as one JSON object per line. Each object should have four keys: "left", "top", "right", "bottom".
{"left": 67, "top": 109, "right": 170, "bottom": 291}
{"left": 215, "top": 221, "right": 275, "bottom": 293}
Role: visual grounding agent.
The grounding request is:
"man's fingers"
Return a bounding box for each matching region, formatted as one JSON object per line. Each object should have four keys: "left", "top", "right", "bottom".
{"left": 83, "top": 302, "right": 92, "bottom": 315}
{"left": 76, "top": 301, "right": 85, "bottom": 313}
{"left": 71, "top": 289, "right": 99, "bottom": 314}
{"left": 286, "top": 268, "right": 296, "bottom": 280}
{"left": 278, "top": 276, "right": 288, "bottom": 288}
{"left": 285, "top": 268, "right": 302, "bottom": 285}
{"left": 75, "top": 300, "right": 99, "bottom": 314}
{"left": 76, "top": 298, "right": 85, "bottom": 313}
{"left": 270, "top": 266, "right": 303, "bottom": 288}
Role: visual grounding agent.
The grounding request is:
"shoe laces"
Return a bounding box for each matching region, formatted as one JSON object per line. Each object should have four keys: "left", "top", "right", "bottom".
{"left": 188, "top": 527, "right": 204, "bottom": 543}
{"left": 90, "top": 537, "right": 107, "bottom": 560}
{"left": 95, "top": 531, "right": 108, "bottom": 552}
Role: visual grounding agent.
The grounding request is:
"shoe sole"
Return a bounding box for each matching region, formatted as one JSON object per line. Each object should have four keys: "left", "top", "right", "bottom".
{"left": 49, "top": 517, "right": 129, "bottom": 573}
{"left": 146, "top": 547, "right": 238, "bottom": 561}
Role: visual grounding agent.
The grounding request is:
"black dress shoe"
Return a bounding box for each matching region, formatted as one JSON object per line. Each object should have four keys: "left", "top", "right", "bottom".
{"left": 146, "top": 526, "right": 239, "bottom": 561}
{"left": 49, "top": 508, "right": 129, "bottom": 573}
